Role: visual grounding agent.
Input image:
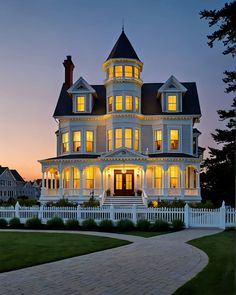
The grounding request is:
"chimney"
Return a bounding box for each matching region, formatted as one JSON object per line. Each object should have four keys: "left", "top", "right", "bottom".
{"left": 63, "top": 55, "right": 74, "bottom": 89}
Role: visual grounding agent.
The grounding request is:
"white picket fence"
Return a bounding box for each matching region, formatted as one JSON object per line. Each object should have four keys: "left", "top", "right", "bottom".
{"left": 0, "top": 202, "right": 235, "bottom": 229}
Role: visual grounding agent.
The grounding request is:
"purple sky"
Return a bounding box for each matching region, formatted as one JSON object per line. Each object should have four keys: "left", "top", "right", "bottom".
{"left": 0, "top": 0, "right": 233, "bottom": 180}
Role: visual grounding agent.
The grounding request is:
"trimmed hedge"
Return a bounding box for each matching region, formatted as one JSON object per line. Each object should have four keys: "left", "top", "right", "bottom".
{"left": 47, "top": 217, "right": 64, "bottom": 229}
{"left": 65, "top": 219, "right": 80, "bottom": 230}
{"left": 81, "top": 219, "right": 97, "bottom": 230}
{"left": 9, "top": 217, "right": 21, "bottom": 229}
{"left": 0, "top": 218, "right": 8, "bottom": 228}
{"left": 117, "top": 219, "right": 134, "bottom": 231}
{"left": 25, "top": 217, "right": 42, "bottom": 229}
{"left": 99, "top": 219, "right": 114, "bottom": 232}
{"left": 152, "top": 219, "right": 170, "bottom": 232}
{"left": 172, "top": 219, "right": 185, "bottom": 230}
{"left": 136, "top": 219, "right": 151, "bottom": 231}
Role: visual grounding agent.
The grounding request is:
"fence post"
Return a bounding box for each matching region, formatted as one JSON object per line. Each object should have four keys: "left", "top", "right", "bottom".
{"left": 110, "top": 204, "right": 114, "bottom": 222}
{"left": 38, "top": 204, "right": 43, "bottom": 220}
{"left": 77, "top": 204, "right": 81, "bottom": 223}
{"left": 184, "top": 203, "right": 189, "bottom": 228}
{"left": 220, "top": 200, "right": 226, "bottom": 229}
{"left": 132, "top": 204, "right": 137, "bottom": 225}
{"left": 15, "top": 201, "right": 20, "bottom": 219}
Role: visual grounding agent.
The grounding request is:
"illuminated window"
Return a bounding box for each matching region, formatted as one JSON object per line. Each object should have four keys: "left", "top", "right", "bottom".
{"left": 62, "top": 132, "right": 69, "bottom": 153}
{"left": 108, "top": 96, "right": 113, "bottom": 112}
{"left": 76, "top": 96, "right": 85, "bottom": 112}
{"left": 73, "top": 131, "right": 81, "bottom": 152}
{"left": 126, "top": 174, "right": 132, "bottom": 189}
{"left": 86, "top": 131, "right": 94, "bottom": 152}
{"left": 169, "top": 166, "right": 179, "bottom": 188}
{"left": 168, "top": 95, "right": 177, "bottom": 111}
{"left": 134, "top": 129, "right": 139, "bottom": 151}
{"left": 115, "top": 65, "right": 122, "bottom": 77}
{"left": 73, "top": 167, "right": 80, "bottom": 189}
{"left": 155, "top": 130, "right": 162, "bottom": 151}
{"left": 115, "top": 128, "right": 122, "bottom": 149}
{"left": 170, "top": 129, "right": 179, "bottom": 149}
{"left": 115, "top": 95, "right": 122, "bottom": 111}
{"left": 63, "top": 167, "right": 70, "bottom": 188}
{"left": 135, "top": 96, "right": 139, "bottom": 112}
{"left": 125, "top": 128, "right": 132, "bottom": 149}
{"left": 108, "top": 67, "right": 113, "bottom": 79}
{"left": 107, "top": 129, "right": 112, "bottom": 151}
{"left": 155, "top": 166, "right": 162, "bottom": 188}
{"left": 124, "top": 65, "right": 132, "bottom": 77}
{"left": 185, "top": 167, "right": 197, "bottom": 189}
{"left": 115, "top": 174, "right": 122, "bottom": 190}
{"left": 134, "top": 67, "right": 139, "bottom": 79}
{"left": 125, "top": 95, "right": 132, "bottom": 111}
{"left": 85, "top": 167, "right": 94, "bottom": 189}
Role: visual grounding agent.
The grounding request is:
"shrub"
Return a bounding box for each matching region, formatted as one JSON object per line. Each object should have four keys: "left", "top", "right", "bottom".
{"left": 136, "top": 219, "right": 151, "bottom": 231}
{"left": 99, "top": 219, "right": 114, "bottom": 232}
{"left": 117, "top": 219, "right": 134, "bottom": 232}
{"left": 172, "top": 219, "right": 185, "bottom": 231}
{"left": 170, "top": 199, "right": 186, "bottom": 208}
{"left": 81, "top": 219, "right": 97, "bottom": 230}
{"left": 47, "top": 217, "right": 64, "bottom": 229}
{"left": 46, "top": 199, "right": 77, "bottom": 207}
{"left": 189, "top": 200, "right": 215, "bottom": 209}
{"left": 152, "top": 219, "right": 170, "bottom": 232}
{"left": 82, "top": 196, "right": 100, "bottom": 208}
{"left": 9, "top": 217, "right": 21, "bottom": 229}
{"left": 0, "top": 218, "right": 8, "bottom": 228}
{"left": 25, "top": 217, "right": 42, "bottom": 229}
{"left": 65, "top": 219, "right": 80, "bottom": 230}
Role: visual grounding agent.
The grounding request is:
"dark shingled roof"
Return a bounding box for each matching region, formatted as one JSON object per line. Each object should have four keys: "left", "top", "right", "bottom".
{"left": 10, "top": 170, "right": 24, "bottom": 182}
{"left": 148, "top": 153, "right": 197, "bottom": 158}
{"left": 44, "top": 154, "right": 101, "bottom": 161}
{"left": 54, "top": 82, "right": 201, "bottom": 117}
{"left": 106, "top": 31, "right": 140, "bottom": 61}
{"left": 0, "top": 166, "right": 7, "bottom": 175}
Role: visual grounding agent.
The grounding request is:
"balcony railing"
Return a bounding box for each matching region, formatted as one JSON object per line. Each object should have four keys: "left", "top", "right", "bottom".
{"left": 41, "top": 188, "right": 102, "bottom": 197}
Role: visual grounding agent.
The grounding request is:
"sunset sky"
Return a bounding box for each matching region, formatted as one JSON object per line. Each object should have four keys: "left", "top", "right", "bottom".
{"left": 0, "top": 0, "right": 233, "bottom": 181}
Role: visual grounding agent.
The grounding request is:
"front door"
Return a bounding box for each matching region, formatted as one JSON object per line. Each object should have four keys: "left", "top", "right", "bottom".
{"left": 114, "top": 170, "right": 134, "bottom": 196}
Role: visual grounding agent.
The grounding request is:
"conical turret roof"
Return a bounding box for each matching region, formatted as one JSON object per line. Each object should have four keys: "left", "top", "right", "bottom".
{"left": 106, "top": 30, "right": 140, "bottom": 61}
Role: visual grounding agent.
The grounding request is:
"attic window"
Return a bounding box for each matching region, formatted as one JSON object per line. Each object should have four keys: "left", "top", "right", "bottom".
{"left": 168, "top": 95, "right": 177, "bottom": 111}
{"left": 76, "top": 96, "right": 85, "bottom": 112}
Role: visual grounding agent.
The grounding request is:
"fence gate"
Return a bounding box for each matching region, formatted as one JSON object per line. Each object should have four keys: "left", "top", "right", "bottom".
{"left": 189, "top": 207, "right": 221, "bottom": 228}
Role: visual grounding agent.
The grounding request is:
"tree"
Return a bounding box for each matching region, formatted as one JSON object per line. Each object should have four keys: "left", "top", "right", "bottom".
{"left": 200, "top": 2, "right": 236, "bottom": 206}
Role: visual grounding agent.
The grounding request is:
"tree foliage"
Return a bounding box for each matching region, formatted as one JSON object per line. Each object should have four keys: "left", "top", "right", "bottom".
{"left": 200, "top": 2, "right": 235, "bottom": 206}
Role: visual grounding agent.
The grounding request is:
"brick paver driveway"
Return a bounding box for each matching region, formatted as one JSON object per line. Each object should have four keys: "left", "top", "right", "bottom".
{"left": 0, "top": 229, "right": 220, "bottom": 295}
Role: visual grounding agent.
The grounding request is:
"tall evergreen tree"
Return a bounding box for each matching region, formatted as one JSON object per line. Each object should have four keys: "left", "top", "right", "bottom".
{"left": 200, "top": 1, "right": 236, "bottom": 206}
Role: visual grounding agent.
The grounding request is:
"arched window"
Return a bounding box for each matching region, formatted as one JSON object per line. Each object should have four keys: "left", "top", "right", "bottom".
{"left": 169, "top": 166, "right": 179, "bottom": 188}
{"left": 62, "top": 167, "right": 70, "bottom": 189}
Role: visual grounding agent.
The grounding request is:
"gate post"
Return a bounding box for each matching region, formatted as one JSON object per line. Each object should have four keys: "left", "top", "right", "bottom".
{"left": 219, "top": 201, "right": 226, "bottom": 229}
{"left": 184, "top": 203, "right": 189, "bottom": 228}
{"left": 132, "top": 204, "right": 137, "bottom": 225}
{"left": 77, "top": 204, "right": 81, "bottom": 223}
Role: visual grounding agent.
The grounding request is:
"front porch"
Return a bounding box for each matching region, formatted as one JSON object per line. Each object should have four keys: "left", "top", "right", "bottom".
{"left": 40, "top": 161, "right": 201, "bottom": 203}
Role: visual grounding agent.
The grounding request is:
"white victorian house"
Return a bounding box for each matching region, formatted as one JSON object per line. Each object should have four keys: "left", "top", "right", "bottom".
{"left": 39, "top": 30, "right": 204, "bottom": 205}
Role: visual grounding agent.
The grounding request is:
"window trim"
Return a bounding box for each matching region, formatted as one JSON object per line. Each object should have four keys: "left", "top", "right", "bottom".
{"left": 168, "top": 127, "right": 181, "bottom": 152}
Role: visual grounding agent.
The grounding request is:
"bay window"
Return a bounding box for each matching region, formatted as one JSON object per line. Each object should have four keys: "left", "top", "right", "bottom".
{"left": 170, "top": 129, "right": 179, "bottom": 149}
{"left": 108, "top": 96, "right": 113, "bottom": 112}
{"left": 115, "top": 65, "right": 122, "bottom": 77}
{"left": 115, "top": 95, "right": 122, "bottom": 111}
{"left": 73, "top": 131, "right": 81, "bottom": 152}
{"left": 134, "top": 129, "right": 139, "bottom": 151}
{"left": 134, "top": 67, "right": 139, "bottom": 79}
{"left": 155, "top": 130, "right": 162, "bottom": 151}
{"left": 62, "top": 132, "right": 69, "bottom": 153}
{"left": 86, "top": 131, "right": 94, "bottom": 152}
{"left": 135, "top": 96, "right": 139, "bottom": 112}
{"left": 124, "top": 65, "right": 132, "bottom": 77}
{"left": 125, "top": 128, "right": 132, "bottom": 149}
{"left": 107, "top": 129, "right": 112, "bottom": 151}
{"left": 115, "top": 128, "right": 122, "bottom": 149}
{"left": 125, "top": 95, "right": 132, "bottom": 111}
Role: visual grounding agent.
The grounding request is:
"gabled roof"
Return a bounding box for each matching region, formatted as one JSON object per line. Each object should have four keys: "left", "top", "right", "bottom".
{"left": 10, "top": 170, "right": 24, "bottom": 182}
{"left": 106, "top": 30, "right": 140, "bottom": 61}
{"left": 67, "top": 77, "right": 96, "bottom": 94}
{"left": 53, "top": 82, "right": 201, "bottom": 117}
{"left": 0, "top": 166, "right": 7, "bottom": 175}
{"left": 158, "top": 75, "right": 187, "bottom": 93}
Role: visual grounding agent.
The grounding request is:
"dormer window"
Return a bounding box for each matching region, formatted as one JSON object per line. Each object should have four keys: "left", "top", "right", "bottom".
{"left": 115, "top": 66, "right": 122, "bottom": 77}
{"left": 167, "top": 95, "right": 177, "bottom": 111}
{"left": 76, "top": 96, "right": 85, "bottom": 112}
{"left": 124, "top": 66, "right": 132, "bottom": 77}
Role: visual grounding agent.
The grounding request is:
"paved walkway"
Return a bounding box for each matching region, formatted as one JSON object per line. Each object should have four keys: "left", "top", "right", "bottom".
{"left": 0, "top": 229, "right": 221, "bottom": 295}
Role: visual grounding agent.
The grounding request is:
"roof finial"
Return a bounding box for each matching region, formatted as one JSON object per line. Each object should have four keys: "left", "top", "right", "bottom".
{"left": 122, "top": 17, "right": 124, "bottom": 32}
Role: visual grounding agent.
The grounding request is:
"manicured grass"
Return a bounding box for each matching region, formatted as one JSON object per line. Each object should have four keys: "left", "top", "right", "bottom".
{"left": 0, "top": 232, "right": 130, "bottom": 273}
{"left": 174, "top": 230, "right": 235, "bottom": 295}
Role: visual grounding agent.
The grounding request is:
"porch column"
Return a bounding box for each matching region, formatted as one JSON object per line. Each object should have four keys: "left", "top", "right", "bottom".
{"left": 180, "top": 163, "right": 185, "bottom": 197}
{"left": 42, "top": 171, "right": 45, "bottom": 189}
{"left": 58, "top": 163, "right": 63, "bottom": 197}
{"left": 142, "top": 166, "right": 147, "bottom": 191}
{"left": 197, "top": 163, "right": 200, "bottom": 196}
{"left": 163, "top": 163, "right": 168, "bottom": 197}
{"left": 100, "top": 168, "right": 104, "bottom": 193}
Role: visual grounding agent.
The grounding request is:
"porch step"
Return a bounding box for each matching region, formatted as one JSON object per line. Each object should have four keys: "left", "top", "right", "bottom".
{"left": 103, "top": 196, "right": 146, "bottom": 208}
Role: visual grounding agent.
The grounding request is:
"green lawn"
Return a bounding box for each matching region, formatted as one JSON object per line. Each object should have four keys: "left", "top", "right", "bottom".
{"left": 0, "top": 232, "right": 130, "bottom": 273}
{"left": 174, "top": 230, "right": 235, "bottom": 295}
